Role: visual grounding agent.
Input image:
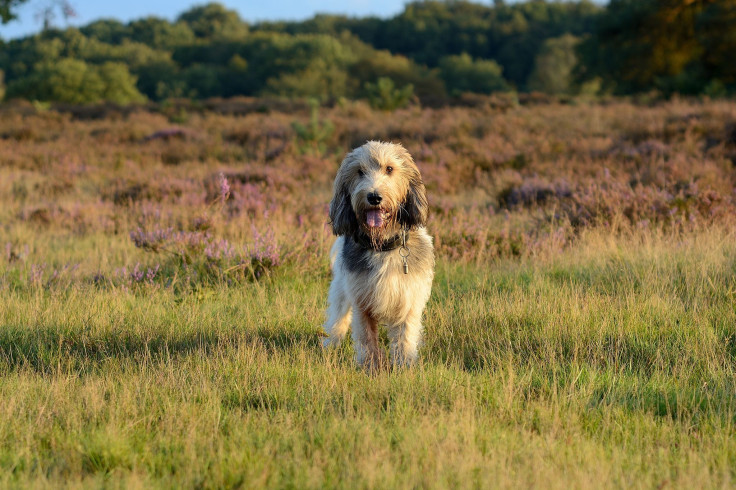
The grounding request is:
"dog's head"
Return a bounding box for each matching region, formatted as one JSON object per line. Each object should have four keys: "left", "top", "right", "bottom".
{"left": 329, "top": 141, "right": 428, "bottom": 244}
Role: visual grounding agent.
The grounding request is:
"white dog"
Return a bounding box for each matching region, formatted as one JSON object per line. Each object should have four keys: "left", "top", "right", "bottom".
{"left": 323, "top": 141, "right": 434, "bottom": 369}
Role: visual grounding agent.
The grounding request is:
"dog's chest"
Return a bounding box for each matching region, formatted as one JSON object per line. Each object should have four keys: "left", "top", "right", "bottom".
{"left": 352, "top": 255, "right": 412, "bottom": 320}
{"left": 341, "top": 235, "right": 433, "bottom": 322}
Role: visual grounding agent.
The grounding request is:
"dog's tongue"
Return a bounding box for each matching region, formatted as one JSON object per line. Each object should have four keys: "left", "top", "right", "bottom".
{"left": 366, "top": 209, "right": 384, "bottom": 228}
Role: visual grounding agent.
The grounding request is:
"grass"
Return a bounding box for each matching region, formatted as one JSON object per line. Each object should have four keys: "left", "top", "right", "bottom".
{"left": 2, "top": 228, "right": 736, "bottom": 488}
{"left": 2, "top": 97, "right": 736, "bottom": 487}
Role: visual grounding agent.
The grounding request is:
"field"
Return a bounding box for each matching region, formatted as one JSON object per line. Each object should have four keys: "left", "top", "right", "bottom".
{"left": 2, "top": 97, "right": 736, "bottom": 488}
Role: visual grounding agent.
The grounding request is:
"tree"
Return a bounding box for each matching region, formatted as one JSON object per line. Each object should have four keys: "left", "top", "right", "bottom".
{"left": 1, "top": 0, "right": 27, "bottom": 24}
{"left": 6, "top": 58, "right": 145, "bottom": 103}
{"left": 349, "top": 48, "right": 445, "bottom": 101}
{"left": 439, "top": 53, "right": 509, "bottom": 95}
{"left": 97, "top": 62, "right": 147, "bottom": 103}
{"left": 128, "top": 17, "right": 194, "bottom": 49}
{"left": 182, "top": 63, "right": 222, "bottom": 98}
{"left": 80, "top": 19, "right": 128, "bottom": 44}
{"left": 35, "top": 0, "right": 76, "bottom": 31}
{"left": 264, "top": 59, "right": 349, "bottom": 100}
{"left": 577, "top": 0, "right": 716, "bottom": 94}
{"left": 364, "top": 77, "right": 414, "bottom": 111}
{"left": 697, "top": 1, "right": 736, "bottom": 86}
{"left": 527, "top": 34, "right": 579, "bottom": 94}
{"left": 177, "top": 3, "right": 247, "bottom": 40}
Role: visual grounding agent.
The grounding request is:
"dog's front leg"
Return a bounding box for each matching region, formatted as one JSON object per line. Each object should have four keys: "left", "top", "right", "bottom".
{"left": 388, "top": 309, "right": 423, "bottom": 367}
{"left": 323, "top": 277, "right": 352, "bottom": 348}
{"left": 351, "top": 308, "right": 386, "bottom": 371}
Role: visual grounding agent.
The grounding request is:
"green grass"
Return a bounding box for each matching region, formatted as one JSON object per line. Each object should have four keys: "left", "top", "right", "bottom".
{"left": 2, "top": 229, "right": 736, "bottom": 488}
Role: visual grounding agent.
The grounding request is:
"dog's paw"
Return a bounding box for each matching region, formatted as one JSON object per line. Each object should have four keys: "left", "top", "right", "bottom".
{"left": 322, "top": 335, "right": 342, "bottom": 349}
{"left": 358, "top": 350, "right": 389, "bottom": 374}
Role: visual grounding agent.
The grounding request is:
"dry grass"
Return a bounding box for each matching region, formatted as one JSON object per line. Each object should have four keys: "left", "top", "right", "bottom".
{"left": 1, "top": 97, "right": 736, "bottom": 487}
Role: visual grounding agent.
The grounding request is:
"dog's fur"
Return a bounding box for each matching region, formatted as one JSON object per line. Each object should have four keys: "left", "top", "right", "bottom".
{"left": 323, "top": 141, "right": 434, "bottom": 369}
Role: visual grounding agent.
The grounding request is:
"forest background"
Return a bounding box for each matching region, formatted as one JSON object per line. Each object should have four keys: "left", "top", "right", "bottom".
{"left": 1, "top": 0, "right": 734, "bottom": 106}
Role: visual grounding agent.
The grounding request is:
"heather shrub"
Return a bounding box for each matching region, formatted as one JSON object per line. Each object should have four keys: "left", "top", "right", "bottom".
{"left": 129, "top": 225, "right": 280, "bottom": 288}
{"left": 126, "top": 173, "right": 282, "bottom": 290}
{"left": 558, "top": 178, "right": 735, "bottom": 230}
{"left": 499, "top": 177, "right": 572, "bottom": 208}
{"left": 1, "top": 97, "right": 736, "bottom": 272}
{"left": 4, "top": 95, "right": 736, "bottom": 489}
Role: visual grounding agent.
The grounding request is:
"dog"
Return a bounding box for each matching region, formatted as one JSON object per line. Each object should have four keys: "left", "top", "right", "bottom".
{"left": 323, "top": 141, "right": 434, "bottom": 369}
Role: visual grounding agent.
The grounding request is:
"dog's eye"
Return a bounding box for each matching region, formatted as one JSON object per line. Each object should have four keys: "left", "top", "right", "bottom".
{"left": 386, "top": 166, "right": 393, "bottom": 175}
{"left": 357, "top": 169, "right": 364, "bottom": 177}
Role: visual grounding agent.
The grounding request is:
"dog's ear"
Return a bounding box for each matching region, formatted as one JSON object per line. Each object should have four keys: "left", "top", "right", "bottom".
{"left": 399, "top": 164, "right": 429, "bottom": 229}
{"left": 329, "top": 187, "right": 358, "bottom": 236}
{"left": 329, "top": 157, "right": 359, "bottom": 236}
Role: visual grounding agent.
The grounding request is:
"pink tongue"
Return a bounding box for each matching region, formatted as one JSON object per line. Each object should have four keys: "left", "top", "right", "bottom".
{"left": 366, "top": 209, "right": 384, "bottom": 228}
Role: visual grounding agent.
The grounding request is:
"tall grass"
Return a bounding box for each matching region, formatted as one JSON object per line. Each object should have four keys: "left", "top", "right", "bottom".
{"left": 2, "top": 229, "right": 735, "bottom": 487}
{"left": 1, "top": 98, "right": 736, "bottom": 487}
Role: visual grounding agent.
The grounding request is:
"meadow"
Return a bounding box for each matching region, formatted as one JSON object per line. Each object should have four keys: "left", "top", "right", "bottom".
{"left": 1, "top": 96, "right": 736, "bottom": 487}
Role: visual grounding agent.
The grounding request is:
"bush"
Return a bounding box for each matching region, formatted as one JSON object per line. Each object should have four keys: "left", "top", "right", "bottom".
{"left": 291, "top": 99, "right": 335, "bottom": 154}
{"left": 6, "top": 58, "right": 146, "bottom": 104}
{"left": 364, "top": 77, "right": 414, "bottom": 111}
{"left": 439, "top": 53, "right": 509, "bottom": 96}
{"left": 527, "top": 34, "right": 580, "bottom": 95}
{"left": 264, "top": 59, "right": 349, "bottom": 100}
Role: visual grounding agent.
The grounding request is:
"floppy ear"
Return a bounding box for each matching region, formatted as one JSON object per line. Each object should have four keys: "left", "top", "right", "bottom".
{"left": 399, "top": 168, "right": 429, "bottom": 229}
{"left": 329, "top": 159, "right": 358, "bottom": 236}
{"left": 329, "top": 187, "right": 358, "bottom": 236}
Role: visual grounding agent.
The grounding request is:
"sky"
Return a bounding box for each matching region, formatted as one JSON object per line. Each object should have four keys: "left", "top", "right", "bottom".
{"left": 0, "top": 0, "right": 415, "bottom": 40}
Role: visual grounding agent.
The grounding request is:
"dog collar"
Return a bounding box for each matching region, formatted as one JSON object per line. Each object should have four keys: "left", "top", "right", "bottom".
{"left": 351, "top": 230, "right": 404, "bottom": 252}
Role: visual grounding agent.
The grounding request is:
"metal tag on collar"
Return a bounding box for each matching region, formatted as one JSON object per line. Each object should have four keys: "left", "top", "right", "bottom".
{"left": 399, "top": 229, "right": 410, "bottom": 274}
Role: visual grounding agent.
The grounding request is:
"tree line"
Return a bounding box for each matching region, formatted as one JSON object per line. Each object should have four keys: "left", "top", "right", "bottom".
{"left": 0, "top": 0, "right": 733, "bottom": 105}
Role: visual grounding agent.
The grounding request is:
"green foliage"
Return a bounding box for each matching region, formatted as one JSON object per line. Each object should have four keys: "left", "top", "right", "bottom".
{"left": 575, "top": 0, "right": 731, "bottom": 96}
{"left": 228, "top": 54, "right": 247, "bottom": 71}
{"left": 177, "top": 2, "right": 248, "bottom": 40}
{"left": 6, "top": 58, "right": 146, "bottom": 104}
{"left": 291, "top": 99, "right": 334, "bottom": 155}
{"left": 96, "top": 62, "right": 148, "bottom": 104}
{"left": 265, "top": 60, "right": 350, "bottom": 100}
{"left": 349, "top": 48, "right": 446, "bottom": 101}
{"left": 703, "top": 79, "right": 727, "bottom": 98}
{"left": 127, "top": 17, "right": 195, "bottom": 49}
{"left": 0, "top": 0, "right": 733, "bottom": 102}
{"left": 334, "top": 0, "right": 603, "bottom": 88}
{"left": 182, "top": 63, "right": 222, "bottom": 98}
{"left": 439, "top": 53, "right": 509, "bottom": 95}
{"left": 80, "top": 19, "right": 128, "bottom": 44}
{"left": 0, "top": 0, "right": 26, "bottom": 24}
{"left": 527, "top": 34, "right": 580, "bottom": 94}
{"left": 698, "top": 1, "right": 736, "bottom": 87}
{"left": 7, "top": 58, "right": 101, "bottom": 103}
{"left": 364, "top": 77, "right": 414, "bottom": 111}
{"left": 260, "top": 34, "right": 358, "bottom": 100}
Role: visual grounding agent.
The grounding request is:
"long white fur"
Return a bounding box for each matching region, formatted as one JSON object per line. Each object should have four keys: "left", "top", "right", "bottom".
{"left": 323, "top": 141, "right": 434, "bottom": 369}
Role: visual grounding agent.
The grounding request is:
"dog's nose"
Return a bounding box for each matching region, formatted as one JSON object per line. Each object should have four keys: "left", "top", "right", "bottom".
{"left": 367, "top": 192, "right": 382, "bottom": 205}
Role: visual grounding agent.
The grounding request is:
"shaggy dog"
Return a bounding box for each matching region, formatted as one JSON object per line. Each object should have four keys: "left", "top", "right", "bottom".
{"left": 323, "top": 141, "right": 434, "bottom": 369}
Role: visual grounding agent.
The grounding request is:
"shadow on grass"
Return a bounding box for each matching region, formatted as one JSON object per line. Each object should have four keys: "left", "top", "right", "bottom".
{"left": 433, "top": 329, "right": 687, "bottom": 376}
{"left": 0, "top": 325, "right": 323, "bottom": 374}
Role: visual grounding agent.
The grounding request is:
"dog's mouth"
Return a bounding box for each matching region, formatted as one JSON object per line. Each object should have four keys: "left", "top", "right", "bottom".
{"left": 364, "top": 208, "right": 390, "bottom": 229}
